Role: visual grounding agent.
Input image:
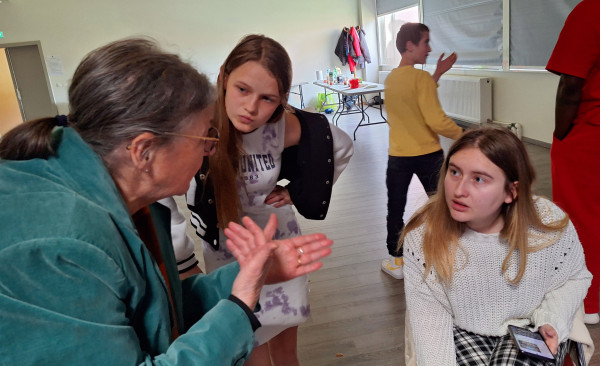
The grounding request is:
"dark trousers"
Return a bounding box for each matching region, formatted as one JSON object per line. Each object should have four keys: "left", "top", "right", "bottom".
{"left": 386, "top": 150, "right": 444, "bottom": 257}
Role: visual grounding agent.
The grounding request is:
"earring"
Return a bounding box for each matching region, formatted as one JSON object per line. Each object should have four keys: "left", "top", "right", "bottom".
{"left": 145, "top": 169, "right": 150, "bottom": 173}
{"left": 126, "top": 145, "right": 132, "bottom": 150}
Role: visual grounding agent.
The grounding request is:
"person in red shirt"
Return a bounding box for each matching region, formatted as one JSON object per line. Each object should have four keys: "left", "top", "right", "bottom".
{"left": 546, "top": 0, "right": 600, "bottom": 324}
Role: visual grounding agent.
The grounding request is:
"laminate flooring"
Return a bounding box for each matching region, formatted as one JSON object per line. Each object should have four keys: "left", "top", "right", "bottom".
{"left": 177, "top": 105, "right": 599, "bottom": 365}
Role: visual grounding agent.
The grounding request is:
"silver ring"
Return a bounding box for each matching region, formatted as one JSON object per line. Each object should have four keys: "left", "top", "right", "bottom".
{"left": 297, "top": 247, "right": 304, "bottom": 256}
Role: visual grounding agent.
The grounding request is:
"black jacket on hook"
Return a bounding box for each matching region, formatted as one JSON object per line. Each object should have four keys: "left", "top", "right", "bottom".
{"left": 334, "top": 26, "right": 371, "bottom": 68}
{"left": 334, "top": 27, "right": 351, "bottom": 65}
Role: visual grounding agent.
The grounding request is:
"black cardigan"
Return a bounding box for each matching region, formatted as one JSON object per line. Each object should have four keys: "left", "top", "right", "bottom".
{"left": 188, "top": 108, "right": 335, "bottom": 249}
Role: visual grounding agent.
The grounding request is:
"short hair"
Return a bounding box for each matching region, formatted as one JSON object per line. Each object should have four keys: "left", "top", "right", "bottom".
{"left": 396, "top": 23, "right": 429, "bottom": 54}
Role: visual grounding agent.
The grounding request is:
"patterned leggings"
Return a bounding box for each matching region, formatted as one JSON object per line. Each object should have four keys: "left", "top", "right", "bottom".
{"left": 454, "top": 327, "right": 567, "bottom": 366}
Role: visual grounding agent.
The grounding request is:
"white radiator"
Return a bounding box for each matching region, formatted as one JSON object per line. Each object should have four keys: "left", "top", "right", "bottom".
{"left": 378, "top": 71, "right": 493, "bottom": 125}
{"left": 437, "top": 75, "right": 492, "bottom": 124}
{"left": 378, "top": 70, "right": 391, "bottom": 84}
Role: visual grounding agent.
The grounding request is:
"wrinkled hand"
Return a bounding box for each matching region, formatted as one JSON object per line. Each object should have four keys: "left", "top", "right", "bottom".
{"left": 224, "top": 215, "right": 278, "bottom": 310}
{"left": 264, "top": 185, "right": 293, "bottom": 208}
{"left": 539, "top": 324, "right": 559, "bottom": 354}
{"left": 225, "top": 214, "right": 333, "bottom": 286}
{"left": 433, "top": 52, "right": 457, "bottom": 82}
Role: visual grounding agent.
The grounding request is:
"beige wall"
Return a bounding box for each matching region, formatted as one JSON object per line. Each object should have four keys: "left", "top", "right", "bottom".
{"left": 0, "top": 0, "right": 360, "bottom": 114}
{"left": 0, "top": 49, "right": 23, "bottom": 136}
{"left": 0, "top": 0, "right": 561, "bottom": 144}
{"left": 446, "top": 68, "right": 559, "bottom": 145}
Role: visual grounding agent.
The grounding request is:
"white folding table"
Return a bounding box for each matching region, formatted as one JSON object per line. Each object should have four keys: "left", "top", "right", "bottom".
{"left": 314, "top": 81, "right": 387, "bottom": 140}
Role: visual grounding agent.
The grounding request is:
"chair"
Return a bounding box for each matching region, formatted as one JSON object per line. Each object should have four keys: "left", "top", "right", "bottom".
{"left": 564, "top": 339, "right": 587, "bottom": 366}
{"left": 563, "top": 306, "right": 593, "bottom": 366}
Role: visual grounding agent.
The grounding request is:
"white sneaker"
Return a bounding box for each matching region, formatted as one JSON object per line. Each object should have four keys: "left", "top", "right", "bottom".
{"left": 584, "top": 313, "right": 600, "bottom": 325}
{"left": 381, "top": 256, "right": 404, "bottom": 279}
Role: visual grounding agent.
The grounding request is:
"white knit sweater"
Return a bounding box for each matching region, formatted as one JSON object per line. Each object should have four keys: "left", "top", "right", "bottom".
{"left": 404, "top": 197, "right": 592, "bottom": 366}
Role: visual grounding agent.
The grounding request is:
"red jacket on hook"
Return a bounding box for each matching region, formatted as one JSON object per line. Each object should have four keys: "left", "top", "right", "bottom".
{"left": 334, "top": 26, "right": 370, "bottom": 73}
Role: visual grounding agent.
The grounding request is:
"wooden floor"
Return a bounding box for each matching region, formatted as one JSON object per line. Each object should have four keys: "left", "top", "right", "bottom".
{"left": 181, "top": 106, "right": 599, "bottom": 365}
{"left": 293, "top": 108, "right": 600, "bottom": 365}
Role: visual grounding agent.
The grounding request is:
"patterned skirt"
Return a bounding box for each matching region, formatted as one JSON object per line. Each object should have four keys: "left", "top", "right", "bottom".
{"left": 454, "top": 326, "right": 567, "bottom": 366}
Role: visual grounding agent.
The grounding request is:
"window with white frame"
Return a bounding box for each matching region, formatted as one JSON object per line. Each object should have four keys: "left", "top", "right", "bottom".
{"left": 375, "top": 0, "right": 580, "bottom": 70}
{"left": 377, "top": 5, "right": 420, "bottom": 67}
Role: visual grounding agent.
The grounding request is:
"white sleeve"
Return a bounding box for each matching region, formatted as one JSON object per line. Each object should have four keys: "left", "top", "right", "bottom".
{"left": 329, "top": 123, "right": 354, "bottom": 184}
{"left": 404, "top": 230, "right": 457, "bottom": 366}
{"left": 531, "top": 222, "right": 592, "bottom": 342}
{"left": 156, "top": 196, "right": 198, "bottom": 273}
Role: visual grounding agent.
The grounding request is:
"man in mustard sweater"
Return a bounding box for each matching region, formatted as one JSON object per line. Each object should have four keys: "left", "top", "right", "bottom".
{"left": 382, "top": 22, "right": 463, "bottom": 279}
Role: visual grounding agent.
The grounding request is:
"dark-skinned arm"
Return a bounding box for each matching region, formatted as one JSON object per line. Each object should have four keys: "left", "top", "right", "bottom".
{"left": 554, "top": 74, "right": 585, "bottom": 140}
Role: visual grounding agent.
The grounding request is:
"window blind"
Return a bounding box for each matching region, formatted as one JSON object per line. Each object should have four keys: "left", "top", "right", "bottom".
{"left": 510, "top": 0, "right": 580, "bottom": 67}
{"left": 376, "top": 0, "right": 418, "bottom": 15}
{"left": 423, "top": 0, "right": 503, "bottom": 66}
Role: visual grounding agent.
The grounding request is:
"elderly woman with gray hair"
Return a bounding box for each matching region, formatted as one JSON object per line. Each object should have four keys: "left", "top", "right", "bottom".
{"left": 0, "top": 38, "right": 332, "bottom": 365}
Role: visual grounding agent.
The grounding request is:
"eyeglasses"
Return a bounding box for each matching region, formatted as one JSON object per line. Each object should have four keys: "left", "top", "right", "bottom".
{"left": 163, "top": 127, "right": 220, "bottom": 155}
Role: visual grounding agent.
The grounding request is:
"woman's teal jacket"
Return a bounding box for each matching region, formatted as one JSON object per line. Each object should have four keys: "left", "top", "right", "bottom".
{"left": 0, "top": 127, "right": 254, "bottom": 365}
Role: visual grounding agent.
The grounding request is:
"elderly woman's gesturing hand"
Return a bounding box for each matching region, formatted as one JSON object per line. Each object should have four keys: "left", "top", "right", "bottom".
{"left": 225, "top": 214, "right": 333, "bottom": 288}
{"left": 224, "top": 214, "right": 278, "bottom": 310}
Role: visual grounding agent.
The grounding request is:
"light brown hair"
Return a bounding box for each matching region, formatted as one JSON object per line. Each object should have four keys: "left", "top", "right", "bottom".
{"left": 211, "top": 34, "right": 293, "bottom": 227}
{"left": 400, "top": 127, "right": 568, "bottom": 285}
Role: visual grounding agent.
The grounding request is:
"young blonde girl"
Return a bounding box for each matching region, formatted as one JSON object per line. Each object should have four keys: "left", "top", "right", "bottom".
{"left": 402, "top": 127, "right": 591, "bottom": 365}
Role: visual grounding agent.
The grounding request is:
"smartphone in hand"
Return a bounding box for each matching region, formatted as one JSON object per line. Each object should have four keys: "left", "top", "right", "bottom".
{"left": 508, "top": 325, "right": 555, "bottom": 362}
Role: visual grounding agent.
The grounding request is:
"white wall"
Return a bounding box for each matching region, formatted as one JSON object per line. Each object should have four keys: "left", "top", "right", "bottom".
{"left": 426, "top": 67, "right": 559, "bottom": 145}
{"left": 482, "top": 70, "right": 558, "bottom": 145}
{"left": 0, "top": 0, "right": 559, "bottom": 144}
{"left": 381, "top": 62, "right": 559, "bottom": 145}
{"left": 0, "top": 0, "right": 361, "bottom": 113}
{"left": 358, "top": 0, "right": 379, "bottom": 84}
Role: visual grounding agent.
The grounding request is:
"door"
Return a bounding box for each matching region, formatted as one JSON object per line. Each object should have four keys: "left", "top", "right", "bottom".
{"left": 5, "top": 43, "right": 57, "bottom": 122}
{"left": 0, "top": 48, "right": 22, "bottom": 136}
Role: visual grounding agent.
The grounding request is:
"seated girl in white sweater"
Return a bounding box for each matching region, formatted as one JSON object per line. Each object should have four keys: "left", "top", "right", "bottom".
{"left": 402, "top": 127, "right": 592, "bottom": 365}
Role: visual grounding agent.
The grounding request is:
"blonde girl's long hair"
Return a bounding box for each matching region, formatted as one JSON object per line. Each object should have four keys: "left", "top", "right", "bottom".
{"left": 400, "top": 127, "right": 568, "bottom": 285}
{"left": 210, "top": 34, "right": 293, "bottom": 228}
